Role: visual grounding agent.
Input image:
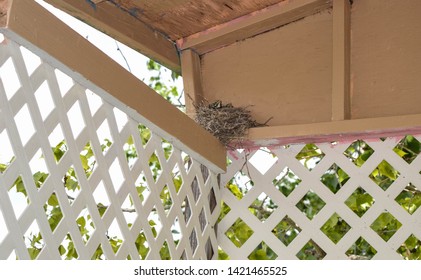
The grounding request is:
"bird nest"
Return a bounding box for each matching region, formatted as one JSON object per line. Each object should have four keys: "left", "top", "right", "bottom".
{"left": 194, "top": 100, "right": 270, "bottom": 147}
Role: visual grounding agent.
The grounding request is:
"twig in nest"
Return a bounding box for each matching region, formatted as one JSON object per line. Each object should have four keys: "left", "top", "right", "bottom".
{"left": 192, "top": 97, "right": 272, "bottom": 147}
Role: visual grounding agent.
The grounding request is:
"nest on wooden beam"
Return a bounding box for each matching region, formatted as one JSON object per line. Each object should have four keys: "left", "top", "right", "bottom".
{"left": 193, "top": 99, "right": 271, "bottom": 147}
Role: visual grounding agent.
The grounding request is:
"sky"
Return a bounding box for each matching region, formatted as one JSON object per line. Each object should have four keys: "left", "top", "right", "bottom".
{"left": 37, "top": 1, "right": 151, "bottom": 82}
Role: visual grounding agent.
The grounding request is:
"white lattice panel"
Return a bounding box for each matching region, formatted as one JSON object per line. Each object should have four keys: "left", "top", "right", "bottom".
{"left": 0, "top": 35, "right": 220, "bottom": 260}
{"left": 219, "top": 137, "right": 421, "bottom": 260}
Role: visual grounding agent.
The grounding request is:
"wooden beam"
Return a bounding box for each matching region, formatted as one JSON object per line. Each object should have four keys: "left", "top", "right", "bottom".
{"left": 331, "top": 0, "right": 351, "bottom": 121}
{"left": 0, "top": 0, "right": 226, "bottom": 172}
{"left": 180, "top": 49, "right": 204, "bottom": 118}
{"left": 177, "top": 0, "right": 332, "bottom": 54}
{"left": 0, "top": 0, "right": 11, "bottom": 27}
{"left": 243, "top": 114, "right": 421, "bottom": 148}
{"left": 44, "top": 0, "right": 181, "bottom": 73}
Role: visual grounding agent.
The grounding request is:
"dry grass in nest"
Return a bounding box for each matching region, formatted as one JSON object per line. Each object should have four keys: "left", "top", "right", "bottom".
{"left": 194, "top": 100, "right": 270, "bottom": 147}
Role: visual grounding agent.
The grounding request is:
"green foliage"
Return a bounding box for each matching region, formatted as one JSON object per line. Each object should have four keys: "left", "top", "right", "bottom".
{"left": 138, "top": 124, "right": 151, "bottom": 146}
{"left": 296, "top": 240, "right": 325, "bottom": 260}
{"left": 370, "top": 212, "right": 402, "bottom": 242}
{"left": 136, "top": 185, "right": 148, "bottom": 203}
{"left": 221, "top": 138, "right": 421, "bottom": 260}
{"left": 248, "top": 242, "right": 277, "bottom": 260}
{"left": 60, "top": 234, "right": 78, "bottom": 260}
{"left": 33, "top": 171, "right": 49, "bottom": 188}
{"left": 320, "top": 164, "right": 350, "bottom": 193}
{"left": 9, "top": 122, "right": 421, "bottom": 261}
{"left": 124, "top": 135, "right": 138, "bottom": 166}
{"left": 272, "top": 216, "right": 301, "bottom": 246}
{"left": 13, "top": 176, "right": 27, "bottom": 197}
{"left": 226, "top": 183, "right": 243, "bottom": 200}
{"left": 272, "top": 169, "right": 301, "bottom": 197}
{"left": 159, "top": 241, "right": 171, "bottom": 260}
{"left": 295, "top": 191, "right": 326, "bottom": 220}
{"left": 149, "top": 152, "right": 162, "bottom": 181}
{"left": 13, "top": 116, "right": 174, "bottom": 260}
{"left": 44, "top": 193, "right": 63, "bottom": 232}
{"left": 218, "top": 247, "right": 230, "bottom": 260}
{"left": 397, "top": 235, "right": 421, "bottom": 260}
{"left": 295, "top": 144, "right": 324, "bottom": 170}
{"left": 6, "top": 56, "right": 420, "bottom": 261}
{"left": 1, "top": 58, "right": 185, "bottom": 260}
{"left": 109, "top": 236, "right": 123, "bottom": 254}
{"left": 344, "top": 187, "right": 374, "bottom": 217}
{"left": 160, "top": 185, "right": 172, "bottom": 211}
{"left": 52, "top": 140, "right": 67, "bottom": 162}
{"left": 0, "top": 156, "right": 14, "bottom": 173}
{"left": 225, "top": 218, "right": 254, "bottom": 248}
{"left": 343, "top": 140, "right": 374, "bottom": 167}
{"left": 146, "top": 59, "right": 182, "bottom": 108}
{"left": 370, "top": 160, "right": 400, "bottom": 190}
{"left": 346, "top": 237, "right": 377, "bottom": 259}
{"left": 135, "top": 233, "right": 150, "bottom": 259}
{"left": 395, "top": 184, "right": 421, "bottom": 214}
{"left": 0, "top": 163, "right": 7, "bottom": 173}
{"left": 320, "top": 213, "right": 351, "bottom": 244}
{"left": 64, "top": 167, "right": 79, "bottom": 191}
{"left": 79, "top": 142, "right": 96, "bottom": 178}
{"left": 393, "top": 135, "right": 421, "bottom": 164}
{"left": 91, "top": 245, "right": 104, "bottom": 260}
{"left": 26, "top": 232, "right": 43, "bottom": 259}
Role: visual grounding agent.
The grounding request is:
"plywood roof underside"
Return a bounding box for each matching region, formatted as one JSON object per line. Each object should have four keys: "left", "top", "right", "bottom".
{"left": 46, "top": 0, "right": 329, "bottom": 71}
{"left": 100, "top": 0, "right": 285, "bottom": 40}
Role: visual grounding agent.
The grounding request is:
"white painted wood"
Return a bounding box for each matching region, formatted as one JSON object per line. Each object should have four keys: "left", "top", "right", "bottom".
{"left": 1, "top": 13, "right": 420, "bottom": 261}
{"left": 220, "top": 136, "right": 421, "bottom": 259}
{"left": 0, "top": 35, "right": 220, "bottom": 260}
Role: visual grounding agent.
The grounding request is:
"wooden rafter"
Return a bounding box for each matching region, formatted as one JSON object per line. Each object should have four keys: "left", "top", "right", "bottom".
{"left": 177, "top": 0, "right": 332, "bottom": 54}
{"left": 0, "top": 0, "right": 226, "bottom": 171}
{"left": 44, "top": 0, "right": 181, "bottom": 72}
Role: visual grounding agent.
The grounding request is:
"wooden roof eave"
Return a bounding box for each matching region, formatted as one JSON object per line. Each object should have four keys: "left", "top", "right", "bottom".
{"left": 0, "top": 0, "right": 226, "bottom": 172}
{"left": 42, "top": 0, "right": 333, "bottom": 72}
{"left": 177, "top": 0, "right": 333, "bottom": 55}
{"left": 45, "top": 0, "right": 181, "bottom": 73}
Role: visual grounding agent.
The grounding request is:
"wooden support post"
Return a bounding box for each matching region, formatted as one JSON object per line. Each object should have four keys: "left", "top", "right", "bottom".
{"left": 331, "top": 0, "right": 351, "bottom": 121}
{"left": 181, "top": 49, "right": 204, "bottom": 118}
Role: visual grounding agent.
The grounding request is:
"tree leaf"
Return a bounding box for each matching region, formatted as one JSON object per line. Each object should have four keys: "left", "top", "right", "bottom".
{"left": 393, "top": 147, "right": 407, "bottom": 158}
{"left": 405, "top": 135, "right": 421, "bottom": 154}
{"left": 147, "top": 59, "right": 160, "bottom": 71}
{"left": 80, "top": 155, "right": 89, "bottom": 170}
{"left": 76, "top": 216, "right": 86, "bottom": 228}
{"left": 378, "top": 161, "right": 397, "bottom": 180}
{"left": 48, "top": 193, "right": 59, "bottom": 207}
{"left": 0, "top": 163, "right": 7, "bottom": 173}
{"left": 58, "top": 245, "right": 66, "bottom": 255}
{"left": 227, "top": 184, "right": 243, "bottom": 199}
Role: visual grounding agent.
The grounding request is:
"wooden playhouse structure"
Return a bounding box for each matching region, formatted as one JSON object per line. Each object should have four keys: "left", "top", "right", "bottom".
{"left": 0, "top": 0, "right": 420, "bottom": 260}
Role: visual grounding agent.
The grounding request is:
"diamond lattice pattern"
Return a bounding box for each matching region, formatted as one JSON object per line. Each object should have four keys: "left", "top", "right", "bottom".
{"left": 0, "top": 37, "right": 219, "bottom": 260}
{"left": 1, "top": 34, "right": 421, "bottom": 261}
{"left": 220, "top": 138, "right": 421, "bottom": 260}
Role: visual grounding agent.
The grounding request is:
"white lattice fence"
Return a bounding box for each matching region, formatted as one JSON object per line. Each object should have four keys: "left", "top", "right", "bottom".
{"left": 219, "top": 137, "right": 421, "bottom": 260}
{"left": 0, "top": 34, "right": 220, "bottom": 260}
